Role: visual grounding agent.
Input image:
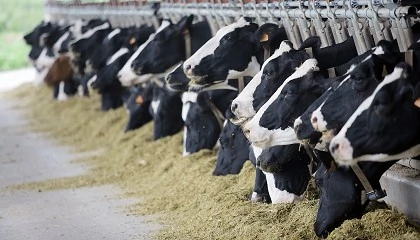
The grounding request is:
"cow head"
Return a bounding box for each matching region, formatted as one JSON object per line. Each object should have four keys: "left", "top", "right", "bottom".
{"left": 124, "top": 85, "right": 154, "bottom": 132}
{"left": 314, "top": 158, "right": 396, "bottom": 238}
{"left": 149, "top": 79, "right": 184, "bottom": 140}
{"left": 330, "top": 63, "right": 420, "bottom": 165}
{"left": 230, "top": 40, "right": 309, "bottom": 125}
{"left": 310, "top": 41, "right": 401, "bottom": 142}
{"left": 181, "top": 91, "right": 222, "bottom": 156}
{"left": 213, "top": 109, "right": 250, "bottom": 176}
{"left": 244, "top": 59, "right": 333, "bottom": 148}
{"left": 69, "top": 21, "right": 111, "bottom": 57}
{"left": 183, "top": 17, "right": 264, "bottom": 88}
{"left": 118, "top": 20, "right": 171, "bottom": 87}
{"left": 24, "top": 21, "right": 54, "bottom": 46}
{"left": 131, "top": 15, "right": 207, "bottom": 82}
{"left": 256, "top": 144, "right": 311, "bottom": 198}
{"left": 165, "top": 62, "right": 189, "bottom": 92}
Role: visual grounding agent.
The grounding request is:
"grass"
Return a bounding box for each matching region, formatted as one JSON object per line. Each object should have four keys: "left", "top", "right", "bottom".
{"left": 0, "top": 0, "right": 44, "bottom": 71}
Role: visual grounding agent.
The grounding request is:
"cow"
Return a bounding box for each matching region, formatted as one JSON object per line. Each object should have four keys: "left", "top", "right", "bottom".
{"left": 294, "top": 41, "right": 401, "bottom": 144}
{"left": 213, "top": 109, "right": 250, "bottom": 176}
{"left": 256, "top": 144, "right": 311, "bottom": 203}
{"left": 124, "top": 84, "right": 154, "bottom": 132}
{"left": 329, "top": 62, "right": 420, "bottom": 165}
{"left": 181, "top": 88, "right": 237, "bottom": 156}
{"left": 314, "top": 158, "right": 397, "bottom": 238}
{"left": 230, "top": 40, "right": 309, "bottom": 125}
{"left": 128, "top": 15, "right": 213, "bottom": 85}
{"left": 148, "top": 78, "right": 184, "bottom": 140}
{"left": 183, "top": 19, "right": 288, "bottom": 89}
{"left": 118, "top": 20, "right": 170, "bottom": 86}
{"left": 307, "top": 40, "right": 401, "bottom": 143}
{"left": 243, "top": 58, "right": 335, "bottom": 148}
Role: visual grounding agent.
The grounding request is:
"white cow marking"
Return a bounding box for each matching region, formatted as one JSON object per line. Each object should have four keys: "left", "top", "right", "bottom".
{"left": 151, "top": 99, "right": 161, "bottom": 115}
{"left": 106, "top": 48, "right": 129, "bottom": 65}
{"left": 57, "top": 81, "right": 69, "bottom": 101}
{"left": 107, "top": 28, "right": 121, "bottom": 40}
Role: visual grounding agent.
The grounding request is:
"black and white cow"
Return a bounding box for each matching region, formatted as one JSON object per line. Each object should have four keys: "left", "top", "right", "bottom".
{"left": 124, "top": 84, "right": 154, "bottom": 132}
{"left": 314, "top": 157, "right": 397, "bottom": 238}
{"left": 294, "top": 40, "right": 401, "bottom": 144}
{"left": 148, "top": 79, "right": 184, "bottom": 140}
{"left": 183, "top": 18, "right": 288, "bottom": 89}
{"left": 243, "top": 58, "right": 334, "bottom": 148}
{"left": 329, "top": 62, "right": 420, "bottom": 164}
{"left": 181, "top": 88, "right": 237, "bottom": 156}
{"left": 88, "top": 47, "right": 132, "bottom": 111}
{"left": 213, "top": 109, "right": 250, "bottom": 176}
{"left": 230, "top": 41, "right": 309, "bottom": 125}
{"left": 129, "top": 15, "right": 213, "bottom": 84}
{"left": 307, "top": 40, "right": 401, "bottom": 143}
{"left": 256, "top": 144, "right": 311, "bottom": 199}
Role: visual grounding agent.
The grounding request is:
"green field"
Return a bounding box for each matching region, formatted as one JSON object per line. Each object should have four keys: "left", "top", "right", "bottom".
{"left": 0, "top": 0, "right": 45, "bottom": 71}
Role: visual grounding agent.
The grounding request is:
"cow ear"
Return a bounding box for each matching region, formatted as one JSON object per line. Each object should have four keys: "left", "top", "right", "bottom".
{"left": 255, "top": 23, "right": 278, "bottom": 43}
{"left": 414, "top": 82, "right": 420, "bottom": 108}
{"left": 176, "top": 15, "right": 194, "bottom": 34}
{"left": 298, "top": 36, "right": 321, "bottom": 51}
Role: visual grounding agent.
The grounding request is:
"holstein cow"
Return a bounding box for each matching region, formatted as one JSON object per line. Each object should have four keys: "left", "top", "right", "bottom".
{"left": 256, "top": 144, "right": 311, "bottom": 201}
{"left": 89, "top": 47, "right": 132, "bottom": 111}
{"left": 308, "top": 40, "right": 401, "bottom": 143}
{"left": 294, "top": 40, "right": 401, "bottom": 143}
{"left": 183, "top": 18, "right": 288, "bottom": 89}
{"left": 314, "top": 157, "right": 397, "bottom": 238}
{"left": 243, "top": 58, "right": 334, "bottom": 148}
{"left": 148, "top": 78, "right": 184, "bottom": 140}
{"left": 213, "top": 109, "right": 250, "bottom": 176}
{"left": 129, "top": 15, "right": 213, "bottom": 84}
{"left": 329, "top": 62, "right": 420, "bottom": 164}
{"left": 118, "top": 20, "right": 171, "bottom": 86}
{"left": 181, "top": 88, "right": 237, "bottom": 156}
{"left": 124, "top": 84, "right": 154, "bottom": 132}
{"left": 230, "top": 40, "right": 309, "bottom": 125}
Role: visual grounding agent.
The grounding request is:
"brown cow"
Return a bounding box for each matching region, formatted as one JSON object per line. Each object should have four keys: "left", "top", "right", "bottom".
{"left": 44, "top": 55, "right": 73, "bottom": 86}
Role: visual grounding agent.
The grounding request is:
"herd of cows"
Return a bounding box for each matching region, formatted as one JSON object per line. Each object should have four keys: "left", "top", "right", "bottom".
{"left": 23, "top": 15, "right": 420, "bottom": 238}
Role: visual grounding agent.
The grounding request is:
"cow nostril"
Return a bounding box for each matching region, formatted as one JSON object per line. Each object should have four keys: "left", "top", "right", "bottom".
{"left": 231, "top": 103, "right": 238, "bottom": 112}
{"left": 256, "top": 159, "right": 261, "bottom": 168}
{"left": 243, "top": 128, "right": 250, "bottom": 138}
{"left": 165, "top": 74, "right": 172, "bottom": 83}
{"left": 312, "top": 117, "right": 318, "bottom": 123}
{"left": 117, "top": 74, "right": 121, "bottom": 79}
{"left": 185, "top": 64, "right": 191, "bottom": 70}
{"left": 330, "top": 143, "right": 339, "bottom": 153}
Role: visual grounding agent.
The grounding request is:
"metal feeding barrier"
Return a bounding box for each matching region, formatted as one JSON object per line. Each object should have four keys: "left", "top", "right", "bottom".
{"left": 44, "top": 0, "right": 420, "bottom": 54}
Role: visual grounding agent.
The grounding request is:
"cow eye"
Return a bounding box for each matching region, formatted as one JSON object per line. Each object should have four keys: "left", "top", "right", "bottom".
{"left": 351, "top": 74, "right": 364, "bottom": 83}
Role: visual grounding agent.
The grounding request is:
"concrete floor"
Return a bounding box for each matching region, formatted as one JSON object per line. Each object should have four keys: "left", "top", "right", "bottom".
{"left": 0, "top": 69, "right": 161, "bottom": 240}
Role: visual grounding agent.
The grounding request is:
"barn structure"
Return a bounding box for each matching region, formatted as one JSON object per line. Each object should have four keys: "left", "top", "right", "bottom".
{"left": 43, "top": 0, "right": 420, "bottom": 226}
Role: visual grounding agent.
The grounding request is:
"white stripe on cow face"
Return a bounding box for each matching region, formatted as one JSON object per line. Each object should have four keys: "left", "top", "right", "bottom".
{"left": 372, "top": 46, "right": 384, "bottom": 55}
{"left": 57, "top": 81, "right": 68, "bottom": 101}
{"left": 244, "top": 59, "right": 319, "bottom": 148}
{"left": 118, "top": 20, "right": 171, "bottom": 87}
{"left": 183, "top": 17, "right": 251, "bottom": 75}
{"left": 183, "top": 126, "right": 190, "bottom": 157}
{"left": 151, "top": 99, "right": 161, "bottom": 116}
{"left": 231, "top": 41, "right": 293, "bottom": 124}
{"left": 106, "top": 48, "right": 129, "bottom": 65}
{"left": 70, "top": 22, "right": 110, "bottom": 44}
{"left": 35, "top": 47, "right": 56, "bottom": 70}
{"left": 53, "top": 31, "right": 70, "bottom": 55}
{"left": 107, "top": 28, "right": 121, "bottom": 40}
{"left": 87, "top": 74, "right": 97, "bottom": 89}
{"left": 181, "top": 92, "right": 198, "bottom": 121}
{"left": 329, "top": 67, "right": 404, "bottom": 164}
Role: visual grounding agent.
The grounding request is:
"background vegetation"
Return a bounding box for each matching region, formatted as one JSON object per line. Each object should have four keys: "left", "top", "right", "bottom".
{"left": 0, "top": 0, "right": 44, "bottom": 71}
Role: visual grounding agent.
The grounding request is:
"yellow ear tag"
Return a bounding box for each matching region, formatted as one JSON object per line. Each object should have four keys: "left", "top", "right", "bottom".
{"left": 129, "top": 37, "right": 136, "bottom": 45}
{"left": 136, "top": 96, "right": 144, "bottom": 105}
{"left": 260, "top": 33, "right": 269, "bottom": 42}
{"left": 414, "top": 98, "right": 420, "bottom": 108}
